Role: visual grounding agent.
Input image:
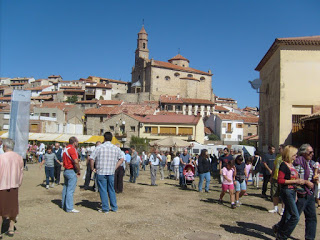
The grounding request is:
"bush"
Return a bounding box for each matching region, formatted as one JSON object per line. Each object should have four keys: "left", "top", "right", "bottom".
{"left": 208, "top": 133, "right": 220, "bottom": 141}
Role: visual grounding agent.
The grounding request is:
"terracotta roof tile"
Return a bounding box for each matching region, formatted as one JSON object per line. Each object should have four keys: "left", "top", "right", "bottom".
{"left": 86, "top": 84, "right": 112, "bottom": 89}
{"left": 48, "top": 75, "right": 61, "bottom": 78}
{"left": 25, "top": 85, "right": 52, "bottom": 91}
{"left": 160, "top": 95, "right": 214, "bottom": 105}
{"left": 168, "top": 54, "right": 189, "bottom": 63}
{"left": 85, "top": 106, "right": 114, "bottom": 115}
{"left": 217, "top": 112, "right": 258, "bottom": 123}
{"left": 88, "top": 76, "right": 128, "bottom": 85}
{"left": 76, "top": 100, "right": 98, "bottom": 104}
{"left": 40, "top": 91, "right": 62, "bottom": 95}
{"left": 153, "top": 60, "right": 212, "bottom": 76}
{"left": 215, "top": 106, "right": 229, "bottom": 112}
{"left": 0, "top": 97, "right": 11, "bottom": 101}
{"left": 10, "top": 83, "right": 27, "bottom": 86}
{"left": 160, "top": 95, "right": 183, "bottom": 104}
{"left": 63, "top": 89, "right": 85, "bottom": 93}
{"left": 182, "top": 98, "right": 214, "bottom": 105}
{"left": 256, "top": 35, "right": 320, "bottom": 71}
{"left": 60, "top": 86, "right": 82, "bottom": 89}
{"left": 140, "top": 114, "right": 201, "bottom": 125}
{"left": 38, "top": 102, "right": 76, "bottom": 112}
{"left": 97, "top": 100, "right": 123, "bottom": 105}
{"left": 31, "top": 96, "right": 53, "bottom": 100}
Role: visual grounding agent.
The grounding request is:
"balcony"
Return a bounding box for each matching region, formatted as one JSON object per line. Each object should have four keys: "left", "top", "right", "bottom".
{"left": 85, "top": 89, "right": 95, "bottom": 95}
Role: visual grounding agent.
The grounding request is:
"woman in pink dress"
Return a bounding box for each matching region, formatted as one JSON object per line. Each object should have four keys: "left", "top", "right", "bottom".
{"left": 0, "top": 138, "right": 24, "bottom": 238}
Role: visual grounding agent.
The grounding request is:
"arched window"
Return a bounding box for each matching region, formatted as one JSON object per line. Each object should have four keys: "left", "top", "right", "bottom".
{"left": 187, "top": 74, "right": 193, "bottom": 78}
{"left": 174, "top": 72, "right": 180, "bottom": 77}
{"left": 200, "top": 77, "right": 205, "bottom": 81}
{"left": 165, "top": 76, "right": 170, "bottom": 81}
{"left": 143, "top": 43, "right": 146, "bottom": 49}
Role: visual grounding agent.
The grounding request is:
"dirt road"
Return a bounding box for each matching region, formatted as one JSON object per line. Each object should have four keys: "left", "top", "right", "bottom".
{"left": 5, "top": 163, "right": 320, "bottom": 240}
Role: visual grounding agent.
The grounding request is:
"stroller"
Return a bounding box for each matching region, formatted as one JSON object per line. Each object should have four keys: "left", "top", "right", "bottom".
{"left": 183, "top": 164, "right": 196, "bottom": 189}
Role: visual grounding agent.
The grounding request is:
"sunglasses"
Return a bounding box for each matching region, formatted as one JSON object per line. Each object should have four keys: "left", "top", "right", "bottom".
{"left": 308, "top": 151, "right": 314, "bottom": 155}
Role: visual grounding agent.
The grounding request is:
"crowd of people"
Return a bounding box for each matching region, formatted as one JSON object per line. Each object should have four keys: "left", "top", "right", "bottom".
{"left": 0, "top": 134, "right": 319, "bottom": 239}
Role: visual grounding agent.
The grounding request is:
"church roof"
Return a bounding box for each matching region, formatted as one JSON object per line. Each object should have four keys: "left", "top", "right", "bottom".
{"left": 139, "top": 26, "right": 147, "bottom": 34}
{"left": 168, "top": 54, "right": 190, "bottom": 63}
{"left": 256, "top": 35, "right": 320, "bottom": 71}
{"left": 153, "top": 60, "right": 212, "bottom": 76}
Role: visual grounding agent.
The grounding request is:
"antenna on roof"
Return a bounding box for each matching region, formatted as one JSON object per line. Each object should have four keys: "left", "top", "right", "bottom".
{"left": 142, "top": 19, "right": 144, "bottom": 26}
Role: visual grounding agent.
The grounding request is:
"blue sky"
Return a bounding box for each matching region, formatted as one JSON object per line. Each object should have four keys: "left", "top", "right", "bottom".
{"left": 1, "top": 0, "right": 319, "bottom": 108}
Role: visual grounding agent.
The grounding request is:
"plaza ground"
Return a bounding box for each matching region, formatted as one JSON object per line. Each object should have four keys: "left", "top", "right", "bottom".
{"left": 5, "top": 163, "right": 320, "bottom": 240}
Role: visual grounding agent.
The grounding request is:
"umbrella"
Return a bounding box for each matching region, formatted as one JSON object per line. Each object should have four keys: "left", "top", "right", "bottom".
{"left": 149, "top": 137, "right": 191, "bottom": 148}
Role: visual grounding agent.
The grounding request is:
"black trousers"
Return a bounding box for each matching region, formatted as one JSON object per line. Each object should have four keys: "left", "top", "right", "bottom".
{"left": 114, "top": 166, "right": 124, "bottom": 193}
{"left": 54, "top": 165, "right": 61, "bottom": 184}
{"left": 262, "top": 174, "right": 271, "bottom": 195}
{"left": 84, "top": 162, "right": 92, "bottom": 188}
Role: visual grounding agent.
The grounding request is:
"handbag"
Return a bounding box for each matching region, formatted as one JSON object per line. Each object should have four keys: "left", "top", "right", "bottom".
{"left": 252, "top": 156, "right": 260, "bottom": 171}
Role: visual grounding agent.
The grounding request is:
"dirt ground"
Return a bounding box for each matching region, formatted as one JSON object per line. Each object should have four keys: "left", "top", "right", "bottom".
{"left": 4, "top": 162, "right": 320, "bottom": 240}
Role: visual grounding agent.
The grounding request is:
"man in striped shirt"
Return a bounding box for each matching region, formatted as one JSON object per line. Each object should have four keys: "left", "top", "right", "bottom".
{"left": 90, "top": 132, "right": 124, "bottom": 213}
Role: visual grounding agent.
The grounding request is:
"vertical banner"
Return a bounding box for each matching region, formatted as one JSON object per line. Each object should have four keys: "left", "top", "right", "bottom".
{"left": 9, "top": 90, "right": 31, "bottom": 158}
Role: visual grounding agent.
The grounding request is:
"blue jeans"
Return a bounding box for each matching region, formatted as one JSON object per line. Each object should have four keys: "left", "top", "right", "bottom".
{"left": 38, "top": 154, "right": 43, "bottom": 163}
{"left": 96, "top": 174, "right": 117, "bottom": 212}
{"left": 129, "top": 164, "right": 138, "bottom": 183}
{"left": 45, "top": 166, "right": 54, "bottom": 185}
{"left": 179, "top": 166, "right": 185, "bottom": 186}
{"left": 198, "top": 172, "right": 210, "bottom": 192}
{"left": 296, "top": 193, "right": 317, "bottom": 240}
{"left": 277, "top": 188, "right": 300, "bottom": 240}
{"left": 62, "top": 169, "right": 77, "bottom": 212}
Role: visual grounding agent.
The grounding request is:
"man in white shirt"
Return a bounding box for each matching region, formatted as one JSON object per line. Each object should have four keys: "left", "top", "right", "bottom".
{"left": 148, "top": 149, "right": 161, "bottom": 186}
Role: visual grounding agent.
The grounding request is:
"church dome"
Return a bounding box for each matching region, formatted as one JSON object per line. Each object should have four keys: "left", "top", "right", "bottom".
{"left": 168, "top": 54, "right": 190, "bottom": 63}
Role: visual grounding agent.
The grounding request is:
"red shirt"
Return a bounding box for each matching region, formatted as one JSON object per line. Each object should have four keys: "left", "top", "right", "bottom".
{"left": 63, "top": 144, "right": 78, "bottom": 169}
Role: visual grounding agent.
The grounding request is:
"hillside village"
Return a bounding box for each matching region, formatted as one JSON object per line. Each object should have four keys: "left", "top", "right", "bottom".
{"left": 0, "top": 26, "right": 259, "bottom": 147}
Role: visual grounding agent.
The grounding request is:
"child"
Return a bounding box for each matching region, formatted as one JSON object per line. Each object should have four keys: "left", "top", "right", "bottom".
{"left": 234, "top": 155, "right": 247, "bottom": 206}
{"left": 244, "top": 158, "right": 252, "bottom": 195}
{"left": 219, "top": 161, "right": 236, "bottom": 209}
{"left": 185, "top": 167, "right": 195, "bottom": 181}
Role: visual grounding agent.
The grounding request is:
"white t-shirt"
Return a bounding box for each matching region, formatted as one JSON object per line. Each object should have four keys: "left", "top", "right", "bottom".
{"left": 172, "top": 156, "right": 180, "bottom": 166}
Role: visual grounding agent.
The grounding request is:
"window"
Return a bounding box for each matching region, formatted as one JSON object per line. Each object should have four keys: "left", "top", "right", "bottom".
{"left": 187, "top": 74, "right": 193, "bottom": 78}
{"left": 247, "top": 124, "right": 251, "bottom": 127}
{"left": 52, "top": 113, "right": 56, "bottom": 118}
{"left": 176, "top": 105, "right": 182, "bottom": 111}
{"left": 238, "top": 135, "right": 242, "bottom": 141}
{"left": 165, "top": 76, "right": 170, "bottom": 81}
{"left": 160, "top": 127, "right": 176, "bottom": 135}
{"left": 174, "top": 72, "right": 180, "bottom": 77}
{"left": 151, "top": 127, "right": 158, "bottom": 134}
{"left": 145, "top": 127, "right": 151, "bottom": 133}
{"left": 167, "top": 105, "right": 173, "bottom": 111}
{"left": 248, "top": 133, "right": 252, "bottom": 136}
{"left": 226, "top": 134, "right": 231, "bottom": 139}
{"left": 222, "top": 123, "right": 226, "bottom": 128}
{"left": 143, "top": 43, "right": 146, "bottom": 49}
{"left": 110, "top": 126, "right": 114, "bottom": 131}
{"left": 131, "top": 126, "right": 135, "bottom": 132}
{"left": 40, "top": 113, "right": 49, "bottom": 117}
{"left": 227, "top": 123, "right": 232, "bottom": 133}
{"left": 178, "top": 127, "right": 193, "bottom": 135}
{"left": 222, "top": 134, "right": 226, "bottom": 139}
{"left": 200, "top": 77, "right": 205, "bottom": 81}
{"left": 30, "top": 124, "right": 38, "bottom": 132}
{"left": 100, "top": 116, "right": 103, "bottom": 123}
{"left": 236, "top": 123, "right": 243, "bottom": 128}
{"left": 102, "top": 90, "right": 106, "bottom": 95}
{"left": 100, "top": 129, "right": 104, "bottom": 135}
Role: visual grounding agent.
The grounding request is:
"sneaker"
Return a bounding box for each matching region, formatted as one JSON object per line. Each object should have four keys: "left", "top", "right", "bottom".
{"left": 236, "top": 201, "right": 241, "bottom": 207}
{"left": 279, "top": 208, "right": 285, "bottom": 216}
{"left": 98, "top": 209, "right": 109, "bottom": 214}
{"left": 46, "top": 185, "right": 49, "bottom": 189}
{"left": 268, "top": 209, "right": 278, "bottom": 213}
{"left": 68, "top": 209, "right": 80, "bottom": 213}
{"left": 231, "top": 204, "right": 236, "bottom": 209}
{"left": 50, "top": 183, "right": 54, "bottom": 188}
{"left": 218, "top": 199, "right": 223, "bottom": 205}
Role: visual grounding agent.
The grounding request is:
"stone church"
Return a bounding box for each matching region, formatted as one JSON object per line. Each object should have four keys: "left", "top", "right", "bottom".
{"left": 131, "top": 26, "right": 214, "bottom": 101}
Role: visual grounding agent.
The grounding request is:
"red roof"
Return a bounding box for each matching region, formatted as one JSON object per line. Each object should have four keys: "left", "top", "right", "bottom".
{"left": 256, "top": 36, "right": 320, "bottom": 71}
{"left": 76, "top": 100, "right": 98, "bottom": 104}
{"left": 10, "top": 83, "right": 26, "bottom": 86}
{"left": 160, "top": 95, "right": 183, "bottom": 104}
{"left": 0, "top": 97, "right": 11, "bottom": 101}
{"left": 153, "top": 60, "right": 212, "bottom": 76}
{"left": 88, "top": 76, "right": 128, "bottom": 85}
{"left": 168, "top": 54, "right": 190, "bottom": 63}
{"left": 40, "top": 91, "right": 62, "bottom": 95}
{"left": 60, "top": 86, "right": 82, "bottom": 89}
{"left": 39, "top": 102, "right": 76, "bottom": 112}
{"left": 182, "top": 98, "right": 214, "bottom": 105}
{"left": 31, "top": 96, "right": 53, "bottom": 100}
{"left": 85, "top": 84, "right": 112, "bottom": 89}
{"left": 25, "top": 85, "right": 52, "bottom": 91}
{"left": 204, "top": 127, "right": 213, "bottom": 134}
{"left": 217, "top": 112, "right": 258, "bottom": 123}
{"left": 215, "top": 106, "right": 229, "bottom": 112}
{"left": 85, "top": 107, "right": 114, "bottom": 115}
{"left": 97, "top": 100, "right": 123, "bottom": 105}
{"left": 48, "top": 75, "right": 61, "bottom": 78}
{"left": 140, "top": 114, "right": 201, "bottom": 125}
{"left": 63, "top": 89, "right": 85, "bottom": 93}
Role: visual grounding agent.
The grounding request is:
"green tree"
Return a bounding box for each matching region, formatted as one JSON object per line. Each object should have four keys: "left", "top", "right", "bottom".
{"left": 208, "top": 133, "right": 220, "bottom": 141}
{"left": 130, "top": 136, "right": 149, "bottom": 153}
{"left": 66, "top": 95, "right": 78, "bottom": 103}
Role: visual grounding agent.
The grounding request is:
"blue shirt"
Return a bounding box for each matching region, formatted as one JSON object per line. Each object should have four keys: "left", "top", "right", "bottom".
{"left": 160, "top": 155, "right": 167, "bottom": 166}
{"left": 125, "top": 153, "right": 131, "bottom": 163}
{"left": 179, "top": 153, "right": 191, "bottom": 166}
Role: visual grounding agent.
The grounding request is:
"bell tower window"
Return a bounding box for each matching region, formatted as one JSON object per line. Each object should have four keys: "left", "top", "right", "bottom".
{"left": 143, "top": 43, "right": 146, "bottom": 49}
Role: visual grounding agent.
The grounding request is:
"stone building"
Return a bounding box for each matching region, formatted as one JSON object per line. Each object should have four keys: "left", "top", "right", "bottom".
{"left": 255, "top": 35, "right": 320, "bottom": 151}
{"left": 130, "top": 26, "right": 214, "bottom": 102}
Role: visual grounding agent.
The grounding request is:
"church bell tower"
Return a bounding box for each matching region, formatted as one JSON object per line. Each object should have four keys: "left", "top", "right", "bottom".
{"left": 135, "top": 26, "right": 149, "bottom": 60}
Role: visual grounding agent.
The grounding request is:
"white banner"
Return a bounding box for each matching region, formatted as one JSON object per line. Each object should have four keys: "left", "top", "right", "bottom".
{"left": 9, "top": 90, "right": 31, "bottom": 158}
